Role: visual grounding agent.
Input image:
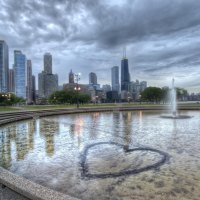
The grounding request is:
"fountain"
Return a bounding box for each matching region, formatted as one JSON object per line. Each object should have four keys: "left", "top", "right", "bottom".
{"left": 161, "top": 78, "right": 191, "bottom": 119}
{"left": 171, "top": 78, "right": 177, "bottom": 117}
{"left": 0, "top": 108, "right": 199, "bottom": 200}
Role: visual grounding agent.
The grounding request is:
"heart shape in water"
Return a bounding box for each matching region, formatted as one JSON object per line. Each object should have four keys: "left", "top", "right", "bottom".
{"left": 80, "top": 142, "right": 168, "bottom": 179}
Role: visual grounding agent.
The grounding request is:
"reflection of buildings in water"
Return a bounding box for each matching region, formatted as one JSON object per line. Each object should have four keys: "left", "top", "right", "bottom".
{"left": 137, "top": 111, "right": 143, "bottom": 133}
{"left": 39, "top": 118, "right": 60, "bottom": 157}
{"left": 112, "top": 112, "right": 121, "bottom": 138}
{"left": 7, "top": 124, "right": 17, "bottom": 140}
{"left": 39, "top": 118, "right": 60, "bottom": 135}
{"left": 122, "top": 112, "right": 133, "bottom": 148}
{"left": 45, "top": 134, "right": 54, "bottom": 157}
{"left": 0, "top": 132, "right": 12, "bottom": 169}
{"left": 88, "top": 112, "right": 100, "bottom": 139}
{"left": 73, "top": 117, "right": 84, "bottom": 148}
{"left": 15, "top": 123, "right": 30, "bottom": 160}
{"left": 169, "top": 119, "right": 178, "bottom": 149}
{"left": 69, "top": 124, "right": 75, "bottom": 140}
{"left": 139, "top": 111, "right": 143, "bottom": 120}
{"left": 28, "top": 120, "right": 36, "bottom": 150}
{"left": 1, "top": 121, "right": 37, "bottom": 166}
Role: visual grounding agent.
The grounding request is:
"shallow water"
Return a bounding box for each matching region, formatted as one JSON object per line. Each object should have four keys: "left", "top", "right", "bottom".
{"left": 0, "top": 110, "right": 200, "bottom": 200}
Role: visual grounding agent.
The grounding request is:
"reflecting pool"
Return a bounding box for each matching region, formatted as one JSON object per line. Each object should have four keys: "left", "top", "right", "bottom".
{"left": 0, "top": 111, "right": 200, "bottom": 200}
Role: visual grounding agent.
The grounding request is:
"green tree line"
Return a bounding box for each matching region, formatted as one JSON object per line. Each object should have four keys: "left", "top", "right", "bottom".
{"left": 49, "top": 90, "right": 91, "bottom": 104}
{"left": 141, "top": 87, "right": 188, "bottom": 103}
{"left": 0, "top": 93, "right": 25, "bottom": 106}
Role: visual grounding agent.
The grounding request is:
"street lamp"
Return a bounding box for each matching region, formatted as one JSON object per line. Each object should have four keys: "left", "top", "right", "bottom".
{"left": 74, "top": 73, "right": 81, "bottom": 108}
{"left": 139, "top": 94, "right": 142, "bottom": 104}
{"left": 53, "top": 95, "right": 56, "bottom": 104}
{"left": 95, "top": 96, "right": 98, "bottom": 104}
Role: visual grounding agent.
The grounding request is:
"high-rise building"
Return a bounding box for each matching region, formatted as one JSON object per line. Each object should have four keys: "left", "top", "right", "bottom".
{"left": 102, "top": 84, "right": 111, "bottom": 92}
{"left": 140, "top": 81, "right": 147, "bottom": 92}
{"left": 89, "top": 72, "right": 97, "bottom": 85}
{"left": 111, "top": 66, "right": 120, "bottom": 93}
{"left": 38, "top": 71, "right": 45, "bottom": 98}
{"left": 38, "top": 53, "right": 58, "bottom": 98}
{"left": 44, "top": 74, "right": 58, "bottom": 97}
{"left": 32, "top": 75, "right": 36, "bottom": 103}
{"left": 0, "top": 40, "right": 9, "bottom": 92}
{"left": 69, "top": 69, "right": 74, "bottom": 84}
{"left": 121, "top": 56, "right": 130, "bottom": 92}
{"left": 44, "top": 53, "right": 52, "bottom": 74}
{"left": 14, "top": 50, "right": 26, "bottom": 98}
{"left": 9, "top": 68, "right": 14, "bottom": 92}
{"left": 27, "top": 60, "right": 33, "bottom": 103}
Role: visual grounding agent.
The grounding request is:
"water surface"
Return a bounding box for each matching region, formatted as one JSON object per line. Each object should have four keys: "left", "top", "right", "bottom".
{"left": 0, "top": 111, "right": 200, "bottom": 200}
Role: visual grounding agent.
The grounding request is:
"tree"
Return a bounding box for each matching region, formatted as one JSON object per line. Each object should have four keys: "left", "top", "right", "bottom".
{"left": 0, "top": 93, "right": 25, "bottom": 106}
{"left": 161, "top": 87, "right": 170, "bottom": 104}
{"left": 49, "top": 90, "right": 91, "bottom": 104}
{"left": 141, "top": 87, "right": 163, "bottom": 103}
{"left": 176, "top": 88, "right": 188, "bottom": 101}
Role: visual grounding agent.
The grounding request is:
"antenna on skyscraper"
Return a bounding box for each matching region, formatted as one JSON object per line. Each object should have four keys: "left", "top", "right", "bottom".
{"left": 123, "top": 46, "right": 126, "bottom": 59}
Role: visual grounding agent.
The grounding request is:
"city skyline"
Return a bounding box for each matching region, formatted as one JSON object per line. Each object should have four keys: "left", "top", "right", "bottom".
{"left": 0, "top": 0, "right": 200, "bottom": 92}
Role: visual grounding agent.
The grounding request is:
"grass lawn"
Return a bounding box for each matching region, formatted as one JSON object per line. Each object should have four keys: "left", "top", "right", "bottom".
{"left": 0, "top": 106, "right": 22, "bottom": 112}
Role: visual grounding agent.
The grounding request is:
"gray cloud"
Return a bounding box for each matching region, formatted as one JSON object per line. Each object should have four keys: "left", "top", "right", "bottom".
{"left": 0, "top": 0, "right": 200, "bottom": 92}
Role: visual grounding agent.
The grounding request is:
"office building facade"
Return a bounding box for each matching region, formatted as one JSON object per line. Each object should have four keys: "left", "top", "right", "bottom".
{"left": 38, "top": 53, "right": 58, "bottom": 98}
{"left": 32, "top": 75, "right": 36, "bottom": 103}
{"left": 111, "top": 66, "right": 120, "bottom": 93}
{"left": 89, "top": 72, "right": 97, "bottom": 85}
{"left": 27, "top": 60, "right": 33, "bottom": 103}
{"left": 44, "top": 53, "right": 52, "bottom": 74}
{"left": 14, "top": 50, "right": 26, "bottom": 98}
{"left": 121, "top": 57, "right": 130, "bottom": 92}
{"left": 9, "top": 68, "right": 14, "bottom": 92}
{"left": 0, "top": 40, "right": 9, "bottom": 92}
{"left": 69, "top": 69, "right": 74, "bottom": 84}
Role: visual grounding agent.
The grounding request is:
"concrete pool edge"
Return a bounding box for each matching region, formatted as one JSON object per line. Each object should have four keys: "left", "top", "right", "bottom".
{"left": 0, "top": 105, "right": 199, "bottom": 200}
{"left": 0, "top": 167, "right": 79, "bottom": 200}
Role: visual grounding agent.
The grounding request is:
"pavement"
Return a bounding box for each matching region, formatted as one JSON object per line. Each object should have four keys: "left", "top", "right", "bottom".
{"left": 0, "top": 184, "right": 29, "bottom": 200}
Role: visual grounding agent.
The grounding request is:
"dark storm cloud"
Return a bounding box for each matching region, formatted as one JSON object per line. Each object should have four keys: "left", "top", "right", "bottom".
{"left": 0, "top": 0, "right": 200, "bottom": 91}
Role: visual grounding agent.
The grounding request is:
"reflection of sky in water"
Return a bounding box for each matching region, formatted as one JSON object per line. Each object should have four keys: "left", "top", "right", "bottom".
{"left": 0, "top": 111, "right": 200, "bottom": 200}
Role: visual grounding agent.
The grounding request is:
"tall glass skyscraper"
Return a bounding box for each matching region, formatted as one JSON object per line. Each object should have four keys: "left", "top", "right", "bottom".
{"left": 121, "top": 57, "right": 130, "bottom": 91}
{"left": 111, "top": 66, "right": 120, "bottom": 93}
{"left": 0, "top": 40, "right": 9, "bottom": 92}
{"left": 38, "top": 53, "right": 58, "bottom": 98}
{"left": 44, "top": 53, "right": 52, "bottom": 74}
{"left": 9, "top": 68, "right": 14, "bottom": 92}
{"left": 89, "top": 72, "right": 97, "bottom": 85}
{"left": 14, "top": 50, "right": 26, "bottom": 98}
{"left": 27, "top": 60, "right": 33, "bottom": 103}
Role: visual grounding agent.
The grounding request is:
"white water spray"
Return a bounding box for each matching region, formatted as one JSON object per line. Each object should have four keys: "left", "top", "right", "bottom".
{"left": 171, "top": 78, "right": 177, "bottom": 117}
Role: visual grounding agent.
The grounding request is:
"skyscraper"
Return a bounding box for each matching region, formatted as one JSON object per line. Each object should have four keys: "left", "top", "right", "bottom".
{"left": 44, "top": 53, "right": 52, "bottom": 74}
{"left": 89, "top": 72, "right": 97, "bottom": 85}
{"left": 27, "top": 60, "right": 33, "bottom": 103}
{"left": 14, "top": 50, "right": 26, "bottom": 98}
{"left": 111, "top": 66, "right": 120, "bottom": 93}
{"left": 38, "top": 53, "right": 58, "bottom": 98}
{"left": 0, "top": 40, "right": 9, "bottom": 92}
{"left": 121, "top": 56, "right": 130, "bottom": 92}
{"left": 32, "top": 75, "right": 36, "bottom": 103}
{"left": 9, "top": 68, "right": 14, "bottom": 92}
{"left": 69, "top": 69, "right": 74, "bottom": 84}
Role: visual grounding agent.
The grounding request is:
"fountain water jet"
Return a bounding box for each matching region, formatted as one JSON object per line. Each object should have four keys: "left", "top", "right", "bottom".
{"left": 161, "top": 78, "right": 191, "bottom": 119}
{"left": 171, "top": 78, "right": 177, "bottom": 118}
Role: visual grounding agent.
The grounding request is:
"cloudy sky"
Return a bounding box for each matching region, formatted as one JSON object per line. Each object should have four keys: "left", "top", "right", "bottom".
{"left": 1, "top": 0, "right": 200, "bottom": 92}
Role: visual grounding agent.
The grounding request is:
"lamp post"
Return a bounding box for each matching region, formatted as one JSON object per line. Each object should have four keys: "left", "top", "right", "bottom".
{"left": 74, "top": 73, "right": 81, "bottom": 108}
{"left": 53, "top": 95, "right": 56, "bottom": 104}
{"left": 95, "top": 96, "right": 98, "bottom": 104}
{"left": 139, "top": 94, "right": 142, "bottom": 104}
